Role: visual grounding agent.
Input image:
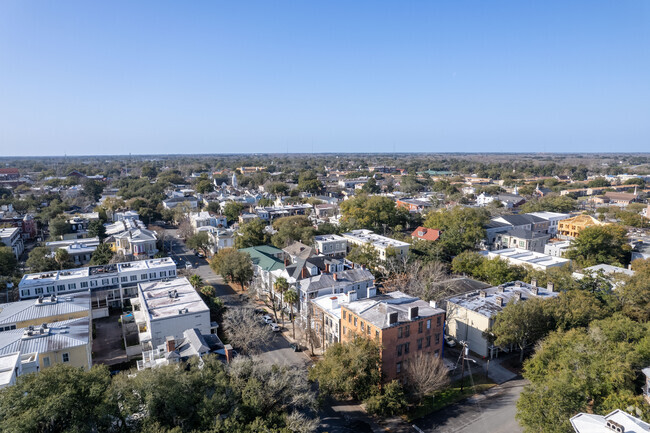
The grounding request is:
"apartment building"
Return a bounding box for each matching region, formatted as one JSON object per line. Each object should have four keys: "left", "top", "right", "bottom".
{"left": 0, "top": 292, "right": 91, "bottom": 332}
{"left": 340, "top": 291, "right": 445, "bottom": 383}
{"left": 342, "top": 229, "right": 410, "bottom": 261}
{"left": 485, "top": 248, "right": 570, "bottom": 271}
{"left": 314, "top": 234, "right": 347, "bottom": 257}
{"left": 0, "top": 227, "right": 24, "bottom": 259}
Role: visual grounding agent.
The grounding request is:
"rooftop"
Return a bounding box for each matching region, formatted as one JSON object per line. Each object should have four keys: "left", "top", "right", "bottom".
{"left": 570, "top": 409, "right": 650, "bottom": 433}
{"left": 0, "top": 292, "right": 90, "bottom": 326}
{"left": 447, "top": 281, "right": 559, "bottom": 318}
{"left": 299, "top": 267, "right": 375, "bottom": 293}
{"left": 138, "top": 277, "right": 209, "bottom": 320}
{"left": 314, "top": 234, "right": 347, "bottom": 242}
{"left": 343, "top": 291, "right": 445, "bottom": 329}
{"left": 0, "top": 317, "right": 90, "bottom": 357}
{"left": 486, "top": 248, "right": 570, "bottom": 269}
{"left": 343, "top": 229, "right": 410, "bottom": 248}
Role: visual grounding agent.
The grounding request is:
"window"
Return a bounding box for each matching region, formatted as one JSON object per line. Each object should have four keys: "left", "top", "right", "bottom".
{"left": 426, "top": 336, "right": 431, "bottom": 347}
{"left": 35, "top": 287, "right": 43, "bottom": 294}
{"left": 417, "top": 338, "right": 423, "bottom": 350}
{"left": 353, "top": 317, "right": 357, "bottom": 327}
{"left": 43, "top": 356, "right": 50, "bottom": 367}
{"left": 102, "top": 279, "right": 109, "bottom": 286}
{"left": 121, "top": 276, "right": 128, "bottom": 282}
{"left": 405, "top": 325, "right": 410, "bottom": 338}
{"left": 21, "top": 289, "right": 30, "bottom": 297}
{"left": 149, "top": 273, "right": 156, "bottom": 279}
{"left": 112, "top": 277, "right": 118, "bottom": 284}
{"left": 62, "top": 353, "right": 70, "bottom": 363}
{"left": 435, "top": 333, "right": 440, "bottom": 345}
{"left": 367, "top": 326, "right": 371, "bottom": 336}
{"left": 90, "top": 280, "right": 98, "bottom": 287}
{"left": 427, "top": 319, "right": 431, "bottom": 330}
{"left": 342, "top": 327, "right": 346, "bottom": 335}
{"left": 348, "top": 315, "right": 351, "bottom": 323}
{"left": 397, "top": 345, "right": 403, "bottom": 356}
{"left": 396, "top": 362, "right": 402, "bottom": 373}
{"left": 68, "top": 283, "right": 76, "bottom": 290}
{"left": 141, "top": 274, "right": 147, "bottom": 280}
{"left": 57, "top": 284, "right": 66, "bottom": 291}
{"left": 170, "top": 270, "right": 175, "bottom": 276}
{"left": 398, "top": 327, "right": 403, "bottom": 338}
{"left": 437, "top": 316, "right": 441, "bottom": 327}
{"left": 342, "top": 311, "right": 346, "bottom": 320}
{"left": 80, "top": 281, "right": 89, "bottom": 288}
{"left": 434, "top": 349, "right": 440, "bottom": 357}
{"left": 375, "top": 330, "right": 379, "bottom": 339}
{"left": 160, "top": 271, "right": 166, "bottom": 277}
{"left": 404, "top": 342, "right": 410, "bottom": 354}
{"left": 418, "top": 321, "right": 423, "bottom": 333}
{"left": 47, "top": 286, "right": 55, "bottom": 293}
{"left": 360, "top": 322, "right": 365, "bottom": 333}
{"left": 130, "top": 275, "right": 137, "bottom": 281}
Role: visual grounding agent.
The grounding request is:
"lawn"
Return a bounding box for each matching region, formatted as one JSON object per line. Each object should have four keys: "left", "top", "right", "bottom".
{"left": 405, "top": 373, "right": 496, "bottom": 422}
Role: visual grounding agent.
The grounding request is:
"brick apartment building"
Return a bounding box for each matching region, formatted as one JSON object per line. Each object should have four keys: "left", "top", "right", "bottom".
{"left": 340, "top": 291, "right": 445, "bottom": 383}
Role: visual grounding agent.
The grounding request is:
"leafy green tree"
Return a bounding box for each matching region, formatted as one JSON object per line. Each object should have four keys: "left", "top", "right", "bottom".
{"left": 361, "top": 177, "right": 380, "bottom": 193}
{"left": 284, "top": 288, "right": 299, "bottom": 339}
{"left": 587, "top": 177, "right": 611, "bottom": 188}
{"left": 364, "top": 380, "right": 408, "bottom": 416}
{"left": 0, "top": 246, "right": 17, "bottom": 276}
{"left": 565, "top": 224, "right": 631, "bottom": 268}
{"left": 87, "top": 219, "right": 106, "bottom": 241}
{"left": 223, "top": 201, "right": 245, "bottom": 223}
{"left": 519, "top": 195, "right": 577, "bottom": 213}
{"left": 53, "top": 248, "right": 74, "bottom": 270}
{"left": 309, "top": 337, "right": 382, "bottom": 401}
{"left": 423, "top": 207, "right": 489, "bottom": 260}
{"left": 140, "top": 164, "right": 158, "bottom": 179}
{"left": 617, "top": 258, "right": 650, "bottom": 322}
{"left": 271, "top": 215, "right": 315, "bottom": 248}
{"left": 48, "top": 216, "right": 70, "bottom": 239}
{"left": 26, "top": 247, "right": 57, "bottom": 272}
{"left": 451, "top": 250, "right": 484, "bottom": 276}
{"left": 89, "top": 243, "right": 114, "bottom": 265}
{"left": 267, "top": 182, "right": 289, "bottom": 195}
{"left": 234, "top": 219, "right": 269, "bottom": 249}
{"left": 347, "top": 244, "right": 380, "bottom": 270}
{"left": 210, "top": 248, "right": 254, "bottom": 289}
{"left": 0, "top": 364, "right": 115, "bottom": 433}
{"left": 82, "top": 178, "right": 104, "bottom": 202}
{"left": 340, "top": 194, "right": 409, "bottom": 232}
{"left": 189, "top": 274, "right": 204, "bottom": 289}
{"left": 200, "top": 284, "right": 215, "bottom": 297}
{"left": 185, "top": 231, "right": 212, "bottom": 256}
{"left": 297, "top": 170, "right": 323, "bottom": 193}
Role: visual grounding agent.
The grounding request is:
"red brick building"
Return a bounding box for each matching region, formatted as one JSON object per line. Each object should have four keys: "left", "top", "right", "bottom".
{"left": 340, "top": 291, "right": 445, "bottom": 383}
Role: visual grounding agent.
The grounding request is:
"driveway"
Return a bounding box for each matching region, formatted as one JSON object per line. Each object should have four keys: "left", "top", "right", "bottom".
{"left": 413, "top": 378, "right": 527, "bottom": 433}
{"left": 92, "top": 312, "right": 128, "bottom": 366}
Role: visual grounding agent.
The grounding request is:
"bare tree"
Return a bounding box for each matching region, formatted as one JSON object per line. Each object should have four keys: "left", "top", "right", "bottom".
{"left": 383, "top": 260, "right": 450, "bottom": 301}
{"left": 177, "top": 217, "right": 194, "bottom": 239}
{"left": 223, "top": 308, "right": 272, "bottom": 355}
{"left": 404, "top": 352, "right": 450, "bottom": 400}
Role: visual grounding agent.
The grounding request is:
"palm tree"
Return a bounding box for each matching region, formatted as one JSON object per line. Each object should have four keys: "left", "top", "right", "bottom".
{"left": 283, "top": 289, "right": 299, "bottom": 340}
{"left": 189, "top": 274, "right": 204, "bottom": 289}
{"left": 274, "top": 277, "right": 290, "bottom": 322}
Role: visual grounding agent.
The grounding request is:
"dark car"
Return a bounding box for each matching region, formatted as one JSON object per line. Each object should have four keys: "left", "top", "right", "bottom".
{"left": 290, "top": 343, "right": 302, "bottom": 352}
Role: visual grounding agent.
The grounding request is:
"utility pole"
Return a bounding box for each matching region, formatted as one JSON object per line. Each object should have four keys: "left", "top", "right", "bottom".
{"left": 460, "top": 342, "right": 468, "bottom": 391}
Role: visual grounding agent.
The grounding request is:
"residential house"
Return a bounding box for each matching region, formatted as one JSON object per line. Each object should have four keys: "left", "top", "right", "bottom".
{"left": 190, "top": 211, "right": 227, "bottom": 229}
{"left": 570, "top": 409, "right": 650, "bottom": 433}
{"left": 137, "top": 328, "right": 224, "bottom": 370}
{"left": 485, "top": 248, "right": 571, "bottom": 271}
{"left": 446, "top": 281, "right": 558, "bottom": 358}
{"left": 526, "top": 212, "right": 571, "bottom": 235}
{"left": 396, "top": 198, "right": 433, "bottom": 213}
{"left": 341, "top": 291, "right": 446, "bottom": 383}
{"left": 240, "top": 245, "right": 286, "bottom": 295}
{"left": 484, "top": 214, "right": 548, "bottom": 246}
{"left": 494, "top": 228, "right": 550, "bottom": 253}
{"left": 476, "top": 193, "right": 525, "bottom": 208}
{"left": 342, "top": 229, "right": 410, "bottom": 261}
{"left": 45, "top": 238, "right": 100, "bottom": 265}
{"left": 411, "top": 226, "right": 441, "bottom": 242}
{"left": 314, "top": 234, "right": 347, "bottom": 257}
{"left": 314, "top": 204, "right": 339, "bottom": 219}
{"left": 544, "top": 240, "right": 572, "bottom": 257}
{"left": 106, "top": 226, "right": 158, "bottom": 259}
{"left": 130, "top": 277, "right": 212, "bottom": 350}
{"left": 162, "top": 196, "right": 199, "bottom": 210}
{"left": 338, "top": 178, "right": 368, "bottom": 189}
{"left": 297, "top": 267, "right": 375, "bottom": 314}
{"left": 557, "top": 214, "right": 607, "bottom": 239}
{"left": 197, "top": 227, "right": 235, "bottom": 255}
{"left": 0, "top": 227, "right": 24, "bottom": 259}
{"left": 283, "top": 241, "right": 315, "bottom": 262}
{"left": 113, "top": 210, "right": 140, "bottom": 222}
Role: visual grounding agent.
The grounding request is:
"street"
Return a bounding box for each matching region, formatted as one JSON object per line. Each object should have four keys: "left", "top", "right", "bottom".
{"left": 413, "top": 379, "right": 526, "bottom": 433}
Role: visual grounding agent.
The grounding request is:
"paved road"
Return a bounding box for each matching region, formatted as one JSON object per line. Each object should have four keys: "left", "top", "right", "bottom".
{"left": 413, "top": 379, "right": 526, "bottom": 433}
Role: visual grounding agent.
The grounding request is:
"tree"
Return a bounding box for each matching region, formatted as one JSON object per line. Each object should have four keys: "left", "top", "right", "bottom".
{"left": 223, "top": 201, "right": 245, "bottom": 224}
{"left": 87, "top": 219, "right": 106, "bottom": 241}
{"left": 491, "top": 297, "right": 554, "bottom": 362}
{"left": 234, "top": 219, "right": 269, "bottom": 249}
{"left": 26, "top": 247, "right": 57, "bottom": 272}
{"left": 185, "top": 231, "right": 211, "bottom": 256}
{"left": 200, "top": 285, "right": 215, "bottom": 297}
{"left": 364, "top": 380, "right": 408, "bottom": 416}
{"left": 194, "top": 177, "right": 213, "bottom": 194}
{"left": 309, "top": 337, "right": 382, "bottom": 401}
{"left": 403, "top": 352, "right": 450, "bottom": 401}
{"left": 176, "top": 217, "right": 194, "bottom": 239}
{"left": 267, "top": 181, "right": 289, "bottom": 195}
{"left": 0, "top": 246, "right": 17, "bottom": 276}
{"left": 284, "top": 289, "right": 299, "bottom": 339}
{"left": 48, "top": 216, "right": 70, "bottom": 239}
{"left": 383, "top": 260, "right": 450, "bottom": 302}
{"left": 189, "top": 274, "right": 204, "bottom": 289}
{"left": 519, "top": 195, "right": 578, "bottom": 213}
{"left": 82, "top": 178, "right": 104, "bottom": 202}
{"left": 297, "top": 170, "right": 322, "bottom": 193}
{"left": 0, "top": 364, "right": 115, "bottom": 433}
{"left": 565, "top": 224, "right": 631, "bottom": 268}
{"left": 362, "top": 177, "right": 380, "bottom": 194}
{"left": 53, "top": 249, "right": 74, "bottom": 270}
{"left": 274, "top": 277, "right": 290, "bottom": 321}
{"left": 423, "top": 207, "right": 489, "bottom": 260}
{"left": 90, "top": 243, "right": 114, "bottom": 265}
{"left": 587, "top": 177, "right": 611, "bottom": 188}
{"left": 340, "top": 195, "right": 409, "bottom": 232}
{"left": 210, "top": 248, "right": 254, "bottom": 289}
{"left": 271, "top": 216, "right": 315, "bottom": 248}
{"left": 346, "top": 243, "right": 380, "bottom": 270}
{"left": 222, "top": 308, "right": 272, "bottom": 354}
{"left": 617, "top": 258, "right": 650, "bottom": 322}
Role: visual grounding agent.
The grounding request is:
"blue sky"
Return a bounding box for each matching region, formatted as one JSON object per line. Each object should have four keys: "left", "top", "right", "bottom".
{"left": 0, "top": 1, "right": 648, "bottom": 156}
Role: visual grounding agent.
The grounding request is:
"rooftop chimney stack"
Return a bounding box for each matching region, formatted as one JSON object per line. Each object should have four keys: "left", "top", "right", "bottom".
{"left": 515, "top": 291, "right": 523, "bottom": 300}
{"left": 496, "top": 297, "right": 504, "bottom": 307}
{"left": 330, "top": 296, "right": 338, "bottom": 310}
{"left": 333, "top": 273, "right": 338, "bottom": 281}
{"left": 430, "top": 300, "right": 438, "bottom": 309}
{"left": 224, "top": 344, "right": 234, "bottom": 363}
{"left": 531, "top": 278, "right": 537, "bottom": 287}
{"left": 347, "top": 290, "right": 357, "bottom": 302}
{"left": 547, "top": 282, "right": 555, "bottom": 292}
{"left": 479, "top": 290, "right": 487, "bottom": 298}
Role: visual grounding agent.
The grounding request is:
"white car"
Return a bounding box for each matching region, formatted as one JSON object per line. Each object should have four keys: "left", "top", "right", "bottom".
{"left": 185, "top": 262, "right": 193, "bottom": 269}
{"left": 270, "top": 323, "right": 281, "bottom": 332}
{"left": 262, "top": 315, "right": 274, "bottom": 324}
{"left": 444, "top": 335, "right": 457, "bottom": 347}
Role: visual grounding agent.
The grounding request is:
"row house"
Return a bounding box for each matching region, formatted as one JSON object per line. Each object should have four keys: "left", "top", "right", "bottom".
{"left": 0, "top": 227, "right": 24, "bottom": 259}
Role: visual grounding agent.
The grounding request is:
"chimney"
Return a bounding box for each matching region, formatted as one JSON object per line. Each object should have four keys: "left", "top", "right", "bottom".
{"left": 496, "top": 297, "right": 504, "bottom": 307}
{"left": 515, "top": 291, "right": 522, "bottom": 301}
{"left": 325, "top": 263, "right": 330, "bottom": 273}
{"left": 368, "top": 287, "right": 377, "bottom": 298}
{"left": 514, "top": 282, "right": 522, "bottom": 288}
{"left": 531, "top": 278, "right": 537, "bottom": 287}
{"left": 479, "top": 290, "right": 487, "bottom": 298}
{"left": 347, "top": 290, "right": 357, "bottom": 302}
{"left": 301, "top": 267, "right": 308, "bottom": 279}
{"left": 284, "top": 257, "right": 289, "bottom": 266}
{"left": 429, "top": 300, "right": 437, "bottom": 309}
{"left": 547, "top": 282, "right": 554, "bottom": 292}
{"left": 533, "top": 286, "right": 539, "bottom": 295}
{"left": 388, "top": 311, "right": 398, "bottom": 325}
{"left": 333, "top": 273, "right": 338, "bottom": 281}
{"left": 224, "top": 344, "right": 234, "bottom": 363}
{"left": 497, "top": 286, "right": 504, "bottom": 293}
{"left": 408, "top": 306, "right": 419, "bottom": 321}
{"left": 165, "top": 336, "right": 175, "bottom": 353}
{"left": 330, "top": 296, "right": 338, "bottom": 310}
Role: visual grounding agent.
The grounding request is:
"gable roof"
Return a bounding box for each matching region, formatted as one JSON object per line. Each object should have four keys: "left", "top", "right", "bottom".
{"left": 239, "top": 245, "right": 285, "bottom": 272}
{"left": 411, "top": 226, "right": 440, "bottom": 241}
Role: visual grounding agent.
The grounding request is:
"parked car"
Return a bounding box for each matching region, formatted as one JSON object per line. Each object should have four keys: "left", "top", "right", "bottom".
{"left": 290, "top": 343, "right": 302, "bottom": 352}
{"left": 262, "top": 315, "right": 274, "bottom": 324}
{"left": 185, "top": 262, "right": 193, "bottom": 269}
{"left": 444, "top": 334, "right": 457, "bottom": 347}
{"left": 270, "top": 323, "right": 281, "bottom": 332}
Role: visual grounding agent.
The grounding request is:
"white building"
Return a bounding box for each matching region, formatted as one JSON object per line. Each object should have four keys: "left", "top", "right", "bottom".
{"left": 131, "top": 277, "right": 212, "bottom": 350}
{"left": 190, "top": 211, "right": 227, "bottom": 229}
{"left": 113, "top": 210, "right": 140, "bottom": 222}
{"left": 342, "top": 229, "right": 410, "bottom": 261}
{"left": 0, "top": 227, "right": 24, "bottom": 259}
{"left": 446, "top": 281, "right": 559, "bottom": 358}
{"left": 162, "top": 196, "right": 199, "bottom": 210}
{"left": 544, "top": 240, "right": 572, "bottom": 258}
{"left": 485, "top": 248, "right": 570, "bottom": 271}
{"left": 338, "top": 178, "right": 369, "bottom": 189}
{"left": 45, "top": 238, "right": 100, "bottom": 265}
{"left": 18, "top": 258, "right": 178, "bottom": 311}
{"left": 527, "top": 212, "right": 571, "bottom": 235}
{"left": 197, "top": 226, "right": 235, "bottom": 255}
{"left": 297, "top": 267, "right": 375, "bottom": 314}
{"left": 314, "top": 234, "right": 348, "bottom": 257}
{"left": 570, "top": 409, "right": 650, "bottom": 433}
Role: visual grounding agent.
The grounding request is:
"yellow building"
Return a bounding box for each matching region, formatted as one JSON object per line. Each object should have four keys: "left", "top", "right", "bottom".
{"left": 557, "top": 214, "right": 607, "bottom": 239}
{"left": 0, "top": 292, "right": 91, "bottom": 332}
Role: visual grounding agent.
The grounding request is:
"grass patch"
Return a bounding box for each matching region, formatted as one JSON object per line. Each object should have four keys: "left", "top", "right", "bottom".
{"left": 405, "top": 373, "right": 496, "bottom": 422}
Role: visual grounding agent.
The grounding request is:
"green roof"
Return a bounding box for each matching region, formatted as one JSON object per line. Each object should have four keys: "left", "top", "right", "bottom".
{"left": 239, "top": 245, "right": 285, "bottom": 272}
{"left": 417, "top": 170, "right": 453, "bottom": 176}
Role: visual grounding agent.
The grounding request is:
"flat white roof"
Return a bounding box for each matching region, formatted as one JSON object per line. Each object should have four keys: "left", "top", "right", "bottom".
{"left": 314, "top": 234, "right": 346, "bottom": 242}
{"left": 343, "top": 230, "right": 410, "bottom": 248}
{"left": 571, "top": 409, "right": 650, "bottom": 433}
{"left": 486, "top": 248, "right": 570, "bottom": 269}
{"left": 0, "top": 227, "right": 19, "bottom": 238}
{"left": 138, "top": 277, "right": 209, "bottom": 321}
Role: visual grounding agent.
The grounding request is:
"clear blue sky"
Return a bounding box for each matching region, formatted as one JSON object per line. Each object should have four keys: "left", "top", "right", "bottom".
{"left": 0, "top": 1, "right": 648, "bottom": 156}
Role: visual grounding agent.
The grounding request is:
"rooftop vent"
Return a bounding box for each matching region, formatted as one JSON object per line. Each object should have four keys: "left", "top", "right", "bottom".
{"left": 479, "top": 290, "right": 487, "bottom": 298}
{"left": 547, "top": 282, "right": 555, "bottom": 292}
{"left": 606, "top": 420, "right": 625, "bottom": 433}
{"left": 530, "top": 278, "right": 537, "bottom": 287}
{"left": 497, "top": 286, "right": 505, "bottom": 293}
{"left": 495, "top": 297, "right": 504, "bottom": 307}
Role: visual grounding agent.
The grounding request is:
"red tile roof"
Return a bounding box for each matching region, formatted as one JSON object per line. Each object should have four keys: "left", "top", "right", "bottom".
{"left": 411, "top": 227, "right": 440, "bottom": 241}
